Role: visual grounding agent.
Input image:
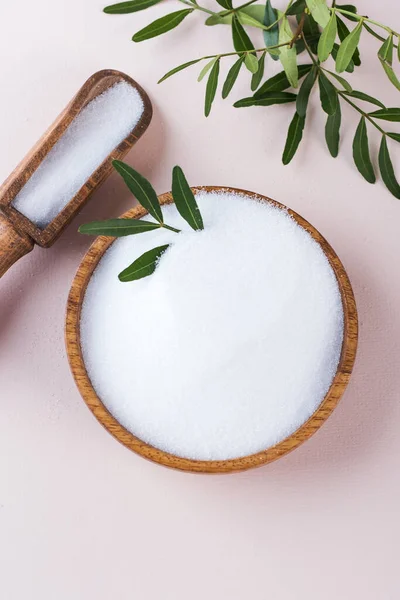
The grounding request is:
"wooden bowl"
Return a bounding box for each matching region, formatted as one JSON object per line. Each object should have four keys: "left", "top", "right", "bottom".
{"left": 66, "top": 188, "right": 358, "bottom": 474}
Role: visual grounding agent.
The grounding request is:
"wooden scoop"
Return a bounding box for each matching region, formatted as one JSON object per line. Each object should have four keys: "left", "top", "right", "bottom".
{"left": 0, "top": 69, "right": 152, "bottom": 277}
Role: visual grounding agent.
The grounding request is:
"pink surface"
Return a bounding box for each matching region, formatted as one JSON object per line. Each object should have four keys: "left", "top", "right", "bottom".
{"left": 1, "top": 1, "right": 400, "bottom": 598}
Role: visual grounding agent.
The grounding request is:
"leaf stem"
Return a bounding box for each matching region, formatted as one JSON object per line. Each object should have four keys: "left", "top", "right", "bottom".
{"left": 337, "top": 91, "right": 386, "bottom": 134}
{"left": 211, "top": 6, "right": 282, "bottom": 32}
{"left": 185, "top": 13, "right": 306, "bottom": 64}
{"left": 159, "top": 36, "right": 302, "bottom": 82}
{"left": 193, "top": 40, "right": 296, "bottom": 62}
{"left": 301, "top": 31, "right": 319, "bottom": 67}
{"left": 163, "top": 223, "right": 181, "bottom": 233}
{"left": 178, "top": 0, "right": 217, "bottom": 16}
{"left": 227, "top": 0, "right": 294, "bottom": 26}
{"left": 192, "top": 0, "right": 294, "bottom": 33}
{"left": 334, "top": 8, "right": 400, "bottom": 37}
{"left": 363, "top": 22, "right": 399, "bottom": 49}
{"left": 301, "top": 31, "right": 387, "bottom": 135}
{"left": 232, "top": 0, "right": 286, "bottom": 14}
{"left": 290, "top": 12, "right": 305, "bottom": 48}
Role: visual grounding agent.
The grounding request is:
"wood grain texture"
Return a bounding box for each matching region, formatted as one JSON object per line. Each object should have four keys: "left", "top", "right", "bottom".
{"left": 0, "top": 213, "right": 34, "bottom": 277}
{"left": 0, "top": 69, "right": 152, "bottom": 248}
{"left": 66, "top": 188, "right": 358, "bottom": 474}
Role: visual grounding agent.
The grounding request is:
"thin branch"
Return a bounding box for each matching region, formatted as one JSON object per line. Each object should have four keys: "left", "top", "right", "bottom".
{"left": 301, "top": 32, "right": 388, "bottom": 136}
{"left": 363, "top": 22, "right": 399, "bottom": 49}
{"left": 178, "top": 0, "right": 217, "bottom": 16}
{"left": 290, "top": 12, "right": 305, "bottom": 48}
{"left": 196, "top": 40, "right": 290, "bottom": 61}
{"left": 337, "top": 92, "right": 386, "bottom": 135}
{"left": 301, "top": 32, "right": 319, "bottom": 67}
{"left": 334, "top": 7, "right": 400, "bottom": 37}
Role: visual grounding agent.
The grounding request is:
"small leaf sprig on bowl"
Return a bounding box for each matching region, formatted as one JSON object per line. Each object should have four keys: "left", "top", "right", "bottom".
{"left": 79, "top": 162, "right": 204, "bottom": 281}
{"left": 103, "top": 0, "right": 400, "bottom": 199}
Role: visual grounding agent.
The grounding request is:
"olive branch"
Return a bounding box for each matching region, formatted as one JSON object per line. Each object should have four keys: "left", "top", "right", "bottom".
{"left": 80, "top": 163, "right": 203, "bottom": 281}
{"left": 103, "top": 0, "right": 400, "bottom": 199}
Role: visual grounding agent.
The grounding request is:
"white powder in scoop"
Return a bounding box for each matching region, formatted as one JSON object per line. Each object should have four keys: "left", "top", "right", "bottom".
{"left": 81, "top": 192, "right": 344, "bottom": 461}
{"left": 13, "top": 82, "right": 144, "bottom": 228}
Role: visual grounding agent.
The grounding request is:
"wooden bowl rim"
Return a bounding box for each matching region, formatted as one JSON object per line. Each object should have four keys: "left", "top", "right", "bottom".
{"left": 0, "top": 69, "right": 153, "bottom": 247}
{"left": 65, "top": 187, "right": 358, "bottom": 474}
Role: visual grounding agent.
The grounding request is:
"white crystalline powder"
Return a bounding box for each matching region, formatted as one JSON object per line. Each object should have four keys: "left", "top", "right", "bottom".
{"left": 80, "top": 192, "right": 344, "bottom": 461}
{"left": 13, "top": 82, "right": 144, "bottom": 228}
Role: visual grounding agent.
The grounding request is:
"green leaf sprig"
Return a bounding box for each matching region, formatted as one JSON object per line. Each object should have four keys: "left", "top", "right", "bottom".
{"left": 79, "top": 162, "right": 205, "bottom": 281}
{"left": 103, "top": 0, "right": 400, "bottom": 199}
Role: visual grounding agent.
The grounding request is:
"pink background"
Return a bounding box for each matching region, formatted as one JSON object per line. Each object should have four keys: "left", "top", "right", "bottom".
{"left": 1, "top": 1, "right": 400, "bottom": 598}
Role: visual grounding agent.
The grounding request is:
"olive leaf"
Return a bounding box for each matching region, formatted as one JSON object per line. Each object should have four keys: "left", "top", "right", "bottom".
{"left": 286, "top": 0, "right": 306, "bottom": 16}
{"left": 378, "top": 136, "right": 400, "bottom": 198}
{"left": 363, "top": 22, "right": 386, "bottom": 43}
{"left": 198, "top": 57, "right": 218, "bottom": 82}
{"left": 234, "top": 92, "right": 297, "bottom": 107}
{"left": 299, "top": 13, "right": 319, "bottom": 35}
{"left": 296, "top": 66, "right": 317, "bottom": 117}
{"left": 158, "top": 59, "right": 202, "bottom": 83}
{"left": 205, "top": 13, "right": 230, "bottom": 26}
{"left": 335, "top": 4, "right": 358, "bottom": 22}
{"left": 104, "top": 0, "right": 162, "bottom": 13}
{"left": 232, "top": 14, "right": 255, "bottom": 54}
{"left": 378, "top": 35, "right": 393, "bottom": 62}
{"left": 282, "top": 112, "right": 306, "bottom": 164}
{"left": 305, "top": 0, "right": 331, "bottom": 28}
{"left": 255, "top": 64, "right": 312, "bottom": 97}
{"left": 352, "top": 117, "right": 375, "bottom": 183}
{"left": 119, "top": 244, "right": 170, "bottom": 282}
{"left": 300, "top": 13, "right": 321, "bottom": 54}
{"left": 241, "top": 5, "right": 265, "bottom": 20}
{"left": 113, "top": 160, "right": 164, "bottom": 223}
{"left": 278, "top": 16, "right": 298, "bottom": 88}
{"left": 79, "top": 219, "right": 161, "bottom": 236}
{"left": 205, "top": 58, "right": 220, "bottom": 116}
{"left": 241, "top": 11, "right": 270, "bottom": 30}
{"left": 387, "top": 132, "right": 400, "bottom": 143}
{"left": 245, "top": 53, "right": 259, "bottom": 73}
{"left": 263, "top": 0, "right": 279, "bottom": 60}
{"left": 335, "top": 19, "right": 363, "bottom": 72}
{"left": 378, "top": 35, "right": 400, "bottom": 91}
{"left": 206, "top": 6, "right": 270, "bottom": 30}
{"left": 380, "top": 62, "right": 400, "bottom": 92}
{"left": 325, "top": 102, "right": 341, "bottom": 157}
{"left": 132, "top": 9, "right": 193, "bottom": 42}
{"left": 341, "top": 90, "right": 385, "bottom": 109}
{"left": 336, "top": 16, "right": 361, "bottom": 67}
{"left": 369, "top": 108, "right": 400, "bottom": 121}
{"left": 323, "top": 69, "right": 352, "bottom": 92}
{"left": 222, "top": 55, "right": 245, "bottom": 98}
{"left": 331, "top": 43, "right": 354, "bottom": 72}
{"left": 236, "top": 11, "right": 267, "bottom": 30}
{"left": 318, "top": 72, "right": 338, "bottom": 115}
{"left": 318, "top": 12, "right": 338, "bottom": 62}
{"left": 216, "top": 0, "right": 232, "bottom": 9}
{"left": 251, "top": 52, "right": 266, "bottom": 91}
{"left": 172, "top": 166, "right": 204, "bottom": 230}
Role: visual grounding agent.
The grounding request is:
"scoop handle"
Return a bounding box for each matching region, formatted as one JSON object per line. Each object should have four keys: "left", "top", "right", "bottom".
{"left": 0, "top": 213, "right": 34, "bottom": 277}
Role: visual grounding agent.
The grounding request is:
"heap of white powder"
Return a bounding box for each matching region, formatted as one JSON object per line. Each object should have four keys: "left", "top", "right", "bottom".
{"left": 81, "top": 191, "right": 344, "bottom": 461}
{"left": 13, "top": 81, "right": 144, "bottom": 228}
